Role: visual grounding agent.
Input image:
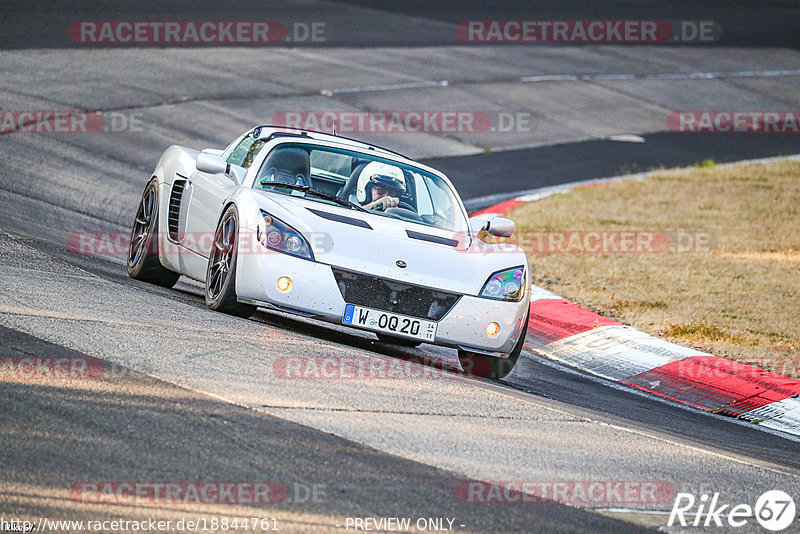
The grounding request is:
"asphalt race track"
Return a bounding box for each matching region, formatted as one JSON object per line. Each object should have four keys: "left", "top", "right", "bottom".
{"left": 2, "top": 2, "right": 800, "bottom": 533}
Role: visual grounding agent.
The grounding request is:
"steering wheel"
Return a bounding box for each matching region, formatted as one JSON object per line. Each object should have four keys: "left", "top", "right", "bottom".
{"left": 385, "top": 207, "right": 423, "bottom": 223}
{"left": 373, "top": 200, "right": 416, "bottom": 212}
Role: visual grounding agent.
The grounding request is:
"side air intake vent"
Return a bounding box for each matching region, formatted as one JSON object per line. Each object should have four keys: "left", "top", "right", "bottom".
{"left": 167, "top": 179, "right": 187, "bottom": 241}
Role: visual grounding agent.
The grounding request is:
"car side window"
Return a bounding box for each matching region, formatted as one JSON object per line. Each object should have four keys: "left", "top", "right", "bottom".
{"left": 414, "top": 173, "right": 434, "bottom": 216}
{"left": 226, "top": 136, "right": 265, "bottom": 169}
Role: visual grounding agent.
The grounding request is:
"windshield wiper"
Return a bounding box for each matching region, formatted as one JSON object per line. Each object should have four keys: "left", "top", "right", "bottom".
{"left": 259, "top": 181, "right": 368, "bottom": 212}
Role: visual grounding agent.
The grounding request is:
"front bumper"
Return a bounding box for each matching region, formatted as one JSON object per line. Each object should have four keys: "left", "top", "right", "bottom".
{"left": 235, "top": 247, "right": 528, "bottom": 355}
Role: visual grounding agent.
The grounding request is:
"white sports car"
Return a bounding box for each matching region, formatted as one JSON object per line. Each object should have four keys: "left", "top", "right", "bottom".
{"left": 127, "top": 126, "right": 530, "bottom": 378}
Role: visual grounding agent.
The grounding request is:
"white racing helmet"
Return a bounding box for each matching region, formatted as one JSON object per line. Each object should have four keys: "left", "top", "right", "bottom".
{"left": 355, "top": 161, "right": 406, "bottom": 204}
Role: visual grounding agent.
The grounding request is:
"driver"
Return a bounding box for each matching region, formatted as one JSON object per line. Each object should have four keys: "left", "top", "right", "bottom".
{"left": 354, "top": 162, "right": 407, "bottom": 210}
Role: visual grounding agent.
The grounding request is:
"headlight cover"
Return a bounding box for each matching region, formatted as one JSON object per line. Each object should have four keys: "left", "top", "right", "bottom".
{"left": 479, "top": 266, "right": 525, "bottom": 301}
{"left": 257, "top": 210, "right": 314, "bottom": 261}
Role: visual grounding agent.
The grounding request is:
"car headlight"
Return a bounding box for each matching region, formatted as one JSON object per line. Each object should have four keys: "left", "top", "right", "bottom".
{"left": 479, "top": 266, "right": 525, "bottom": 301}
{"left": 257, "top": 210, "right": 314, "bottom": 261}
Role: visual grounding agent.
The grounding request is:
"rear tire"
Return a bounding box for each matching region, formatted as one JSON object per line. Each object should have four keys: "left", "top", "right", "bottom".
{"left": 127, "top": 179, "right": 180, "bottom": 288}
{"left": 205, "top": 205, "right": 257, "bottom": 319}
{"left": 458, "top": 310, "right": 529, "bottom": 379}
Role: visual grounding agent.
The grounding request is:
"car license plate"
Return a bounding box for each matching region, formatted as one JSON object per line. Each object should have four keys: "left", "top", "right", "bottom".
{"left": 342, "top": 304, "right": 437, "bottom": 342}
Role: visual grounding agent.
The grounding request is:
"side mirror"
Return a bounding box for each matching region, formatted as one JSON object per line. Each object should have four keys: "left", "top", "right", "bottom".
{"left": 469, "top": 216, "right": 515, "bottom": 238}
{"left": 201, "top": 148, "right": 224, "bottom": 156}
{"left": 487, "top": 217, "right": 515, "bottom": 238}
{"left": 196, "top": 152, "right": 229, "bottom": 175}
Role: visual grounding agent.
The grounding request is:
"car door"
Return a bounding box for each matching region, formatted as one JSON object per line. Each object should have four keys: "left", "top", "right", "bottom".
{"left": 184, "top": 136, "right": 266, "bottom": 257}
{"left": 183, "top": 168, "right": 238, "bottom": 258}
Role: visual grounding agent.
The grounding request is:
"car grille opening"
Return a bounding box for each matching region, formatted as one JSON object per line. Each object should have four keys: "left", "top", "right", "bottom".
{"left": 332, "top": 268, "right": 460, "bottom": 321}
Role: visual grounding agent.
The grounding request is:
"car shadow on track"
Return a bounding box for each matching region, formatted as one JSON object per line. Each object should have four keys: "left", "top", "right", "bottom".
{"left": 169, "top": 279, "right": 468, "bottom": 376}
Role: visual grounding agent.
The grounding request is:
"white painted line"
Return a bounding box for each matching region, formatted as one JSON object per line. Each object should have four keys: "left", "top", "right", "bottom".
{"left": 320, "top": 69, "right": 800, "bottom": 97}
{"left": 594, "top": 508, "right": 672, "bottom": 515}
{"left": 320, "top": 80, "right": 449, "bottom": 96}
{"left": 517, "top": 350, "right": 800, "bottom": 445}
{"left": 589, "top": 73, "right": 638, "bottom": 81}
{"left": 520, "top": 68, "right": 800, "bottom": 84}
{"left": 648, "top": 68, "right": 800, "bottom": 80}
{"left": 608, "top": 134, "right": 646, "bottom": 143}
{"left": 518, "top": 74, "right": 579, "bottom": 82}
{"left": 593, "top": 508, "right": 753, "bottom": 520}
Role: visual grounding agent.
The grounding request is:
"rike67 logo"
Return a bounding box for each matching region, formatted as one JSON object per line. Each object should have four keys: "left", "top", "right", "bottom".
{"left": 669, "top": 490, "right": 796, "bottom": 531}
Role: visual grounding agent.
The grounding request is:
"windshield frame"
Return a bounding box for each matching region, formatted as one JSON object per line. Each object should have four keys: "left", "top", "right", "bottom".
{"left": 246, "top": 139, "right": 471, "bottom": 233}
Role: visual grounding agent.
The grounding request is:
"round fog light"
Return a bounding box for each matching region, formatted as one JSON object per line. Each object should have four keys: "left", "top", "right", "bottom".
{"left": 277, "top": 276, "right": 293, "bottom": 293}
{"left": 486, "top": 322, "right": 500, "bottom": 337}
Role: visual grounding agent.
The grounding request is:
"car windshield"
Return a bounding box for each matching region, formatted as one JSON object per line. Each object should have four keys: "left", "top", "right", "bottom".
{"left": 253, "top": 142, "right": 468, "bottom": 232}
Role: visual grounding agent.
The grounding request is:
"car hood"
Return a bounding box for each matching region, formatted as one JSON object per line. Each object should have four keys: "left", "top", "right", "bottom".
{"left": 247, "top": 193, "right": 528, "bottom": 296}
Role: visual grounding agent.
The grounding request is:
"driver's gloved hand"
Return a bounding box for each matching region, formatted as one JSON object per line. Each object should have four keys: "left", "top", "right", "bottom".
{"left": 376, "top": 196, "right": 399, "bottom": 209}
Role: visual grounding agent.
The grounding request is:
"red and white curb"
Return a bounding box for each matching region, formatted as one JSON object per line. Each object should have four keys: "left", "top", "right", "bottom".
{"left": 471, "top": 155, "right": 800, "bottom": 438}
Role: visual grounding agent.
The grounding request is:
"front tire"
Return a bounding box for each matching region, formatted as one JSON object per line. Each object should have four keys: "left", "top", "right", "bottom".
{"left": 127, "top": 179, "right": 180, "bottom": 288}
{"left": 458, "top": 310, "right": 529, "bottom": 379}
{"left": 205, "top": 205, "right": 257, "bottom": 319}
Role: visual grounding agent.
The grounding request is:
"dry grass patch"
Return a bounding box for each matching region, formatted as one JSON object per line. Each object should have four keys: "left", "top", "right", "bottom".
{"left": 503, "top": 159, "right": 800, "bottom": 377}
